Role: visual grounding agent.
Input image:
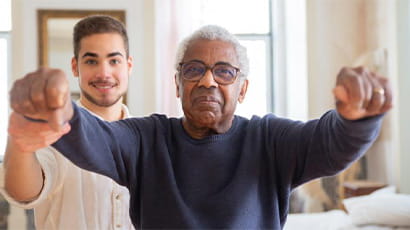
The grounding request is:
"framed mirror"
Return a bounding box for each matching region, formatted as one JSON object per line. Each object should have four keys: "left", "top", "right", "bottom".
{"left": 37, "top": 10, "right": 126, "bottom": 101}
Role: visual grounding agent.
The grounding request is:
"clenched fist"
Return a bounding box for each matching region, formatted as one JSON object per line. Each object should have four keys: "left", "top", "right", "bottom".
{"left": 333, "top": 66, "right": 393, "bottom": 120}
{"left": 9, "top": 67, "right": 74, "bottom": 131}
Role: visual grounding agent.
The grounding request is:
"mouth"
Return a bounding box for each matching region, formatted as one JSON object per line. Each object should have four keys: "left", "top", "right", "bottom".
{"left": 90, "top": 81, "right": 117, "bottom": 91}
{"left": 194, "top": 96, "right": 220, "bottom": 105}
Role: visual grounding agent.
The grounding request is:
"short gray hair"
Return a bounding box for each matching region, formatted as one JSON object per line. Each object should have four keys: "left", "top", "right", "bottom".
{"left": 174, "top": 25, "right": 249, "bottom": 79}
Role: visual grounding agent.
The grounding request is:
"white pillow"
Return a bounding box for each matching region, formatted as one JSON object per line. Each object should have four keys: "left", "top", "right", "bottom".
{"left": 370, "top": 186, "right": 396, "bottom": 195}
{"left": 343, "top": 190, "right": 410, "bottom": 227}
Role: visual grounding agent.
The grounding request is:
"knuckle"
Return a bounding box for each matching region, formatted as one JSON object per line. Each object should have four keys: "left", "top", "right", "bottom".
{"left": 345, "top": 73, "right": 360, "bottom": 85}
{"left": 51, "top": 69, "right": 66, "bottom": 80}
{"left": 11, "top": 79, "right": 23, "bottom": 91}
{"left": 46, "top": 86, "right": 62, "bottom": 97}
{"left": 10, "top": 103, "right": 20, "bottom": 112}
{"left": 338, "top": 66, "right": 349, "bottom": 76}
{"left": 37, "top": 67, "right": 48, "bottom": 74}
{"left": 21, "top": 99, "right": 32, "bottom": 108}
{"left": 25, "top": 73, "right": 37, "bottom": 81}
{"left": 379, "top": 77, "right": 389, "bottom": 84}
{"left": 340, "top": 66, "right": 348, "bottom": 71}
{"left": 355, "top": 66, "right": 367, "bottom": 74}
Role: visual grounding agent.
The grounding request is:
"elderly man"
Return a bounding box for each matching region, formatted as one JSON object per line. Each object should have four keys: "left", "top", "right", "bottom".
{"left": 8, "top": 25, "right": 392, "bottom": 229}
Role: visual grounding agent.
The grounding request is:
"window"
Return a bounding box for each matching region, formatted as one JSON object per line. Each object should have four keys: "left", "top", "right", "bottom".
{"left": 195, "top": 0, "right": 273, "bottom": 118}
{"left": 0, "top": 0, "right": 11, "bottom": 157}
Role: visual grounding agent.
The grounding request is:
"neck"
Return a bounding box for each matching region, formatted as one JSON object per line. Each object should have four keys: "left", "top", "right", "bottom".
{"left": 182, "top": 116, "right": 234, "bottom": 139}
{"left": 79, "top": 98, "right": 124, "bottom": 122}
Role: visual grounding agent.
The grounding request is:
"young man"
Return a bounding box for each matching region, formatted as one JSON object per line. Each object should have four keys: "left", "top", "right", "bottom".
{"left": 1, "top": 16, "right": 135, "bottom": 229}
{"left": 7, "top": 25, "right": 392, "bottom": 229}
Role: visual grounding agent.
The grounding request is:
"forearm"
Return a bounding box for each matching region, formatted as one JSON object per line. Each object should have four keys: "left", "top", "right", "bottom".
{"left": 3, "top": 139, "right": 44, "bottom": 202}
{"left": 288, "top": 110, "right": 383, "bottom": 187}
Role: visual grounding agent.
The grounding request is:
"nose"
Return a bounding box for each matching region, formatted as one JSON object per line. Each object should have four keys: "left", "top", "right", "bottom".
{"left": 96, "top": 62, "right": 111, "bottom": 78}
{"left": 197, "top": 69, "right": 218, "bottom": 88}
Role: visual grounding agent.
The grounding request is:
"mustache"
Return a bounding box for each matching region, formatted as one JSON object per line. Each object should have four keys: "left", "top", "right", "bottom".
{"left": 192, "top": 87, "right": 223, "bottom": 101}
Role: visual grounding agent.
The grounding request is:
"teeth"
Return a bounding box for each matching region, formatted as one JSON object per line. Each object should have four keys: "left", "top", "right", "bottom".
{"left": 93, "top": 84, "right": 113, "bottom": 89}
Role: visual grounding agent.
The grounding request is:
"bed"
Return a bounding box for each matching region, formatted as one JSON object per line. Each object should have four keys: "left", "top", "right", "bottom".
{"left": 284, "top": 187, "right": 410, "bottom": 230}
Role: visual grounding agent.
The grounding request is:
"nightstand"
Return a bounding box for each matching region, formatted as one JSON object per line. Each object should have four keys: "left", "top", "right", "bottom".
{"left": 343, "top": 180, "right": 387, "bottom": 198}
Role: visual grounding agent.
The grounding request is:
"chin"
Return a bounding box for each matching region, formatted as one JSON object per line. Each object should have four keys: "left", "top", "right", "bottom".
{"left": 84, "top": 93, "right": 122, "bottom": 107}
{"left": 194, "top": 111, "right": 219, "bottom": 126}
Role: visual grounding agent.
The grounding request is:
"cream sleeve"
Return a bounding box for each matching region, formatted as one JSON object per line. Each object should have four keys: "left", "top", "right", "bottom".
{"left": 0, "top": 147, "right": 67, "bottom": 209}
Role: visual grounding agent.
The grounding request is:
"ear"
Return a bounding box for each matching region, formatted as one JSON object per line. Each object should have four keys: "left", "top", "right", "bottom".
{"left": 71, "top": 57, "right": 79, "bottom": 77}
{"left": 174, "top": 74, "right": 181, "bottom": 98}
{"left": 238, "top": 79, "right": 249, "bottom": 103}
{"left": 127, "top": 56, "right": 134, "bottom": 76}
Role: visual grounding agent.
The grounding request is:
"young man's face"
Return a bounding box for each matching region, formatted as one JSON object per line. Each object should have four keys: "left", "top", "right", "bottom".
{"left": 71, "top": 33, "right": 132, "bottom": 107}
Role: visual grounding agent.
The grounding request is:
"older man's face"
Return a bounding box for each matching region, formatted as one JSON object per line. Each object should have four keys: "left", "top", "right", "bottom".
{"left": 176, "top": 39, "right": 248, "bottom": 137}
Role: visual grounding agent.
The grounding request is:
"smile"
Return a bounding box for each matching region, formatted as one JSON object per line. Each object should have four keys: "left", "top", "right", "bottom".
{"left": 90, "top": 82, "right": 117, "bottom": 89}
{"left": 94, "top": 85, "right": 113, "bottom": 89}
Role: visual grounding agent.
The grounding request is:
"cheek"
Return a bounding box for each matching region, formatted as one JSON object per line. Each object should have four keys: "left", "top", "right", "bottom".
{"left": 179, "top": 82, "right": 192, "bottom": 99}
{"left": 78, "top": 76, "right": 89, "bottom": 86}
{"left": 222, "top": 87, "right": 235, "bottom": 100}
{"left": 223, "top": 86, "right": 241, "bottom": 106}
{"left": 115, "top": 69, "right": 130, "bottom": 82}
{"left": 77, "top": 68, "right": 93, "bottom": 80}
{"left": 181, "top": 87, "right": 191, "bottom": 102}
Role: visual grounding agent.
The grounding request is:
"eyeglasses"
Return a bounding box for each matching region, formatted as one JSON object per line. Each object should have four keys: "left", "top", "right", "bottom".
{"left": 178, "top": 61, "right": 240, "bottom": 85}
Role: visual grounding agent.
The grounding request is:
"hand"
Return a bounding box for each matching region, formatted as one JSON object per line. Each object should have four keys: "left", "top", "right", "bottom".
{"left": 333, "top": 66, "right": 393, "bottom": 120}
{"left": 9, "top": 67, "right": 73, "bottom": 131}
{"left": 7, "top": 112, "right": 71, "bottom": 154}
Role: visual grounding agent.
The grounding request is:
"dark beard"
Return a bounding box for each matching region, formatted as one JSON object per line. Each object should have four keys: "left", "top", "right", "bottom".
{"left": 81, "top": 89, "right": 123, "bottom": 107}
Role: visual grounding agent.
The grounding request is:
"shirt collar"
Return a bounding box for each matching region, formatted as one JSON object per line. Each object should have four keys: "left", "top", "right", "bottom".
{"left": 76, "top": 100, "right": 131, "bottom": 120}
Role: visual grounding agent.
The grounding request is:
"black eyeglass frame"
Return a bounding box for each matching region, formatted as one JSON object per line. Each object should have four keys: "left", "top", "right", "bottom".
{"left": 178, "top": 60, "right": 241, "bottom": 85}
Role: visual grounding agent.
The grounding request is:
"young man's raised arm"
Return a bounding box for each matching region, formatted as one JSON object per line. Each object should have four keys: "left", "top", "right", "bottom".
{"left": 2, "top": 112, "right": 71, "bottom": 201}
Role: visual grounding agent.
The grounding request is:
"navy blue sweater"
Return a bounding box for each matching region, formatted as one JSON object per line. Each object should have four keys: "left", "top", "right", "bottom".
{"left": 53, "top": 104, "right": 382, "bottom": 229}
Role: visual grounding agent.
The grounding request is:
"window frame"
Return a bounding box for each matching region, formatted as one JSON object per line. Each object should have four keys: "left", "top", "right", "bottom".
{"left": 230, "top": 0, "right": 276, "bottom": 115}
{"left": 235, "top": 33, "right": 274, "bottom": 114}
{"left": 0, "top": 32, "right": 11, "bottom": 160}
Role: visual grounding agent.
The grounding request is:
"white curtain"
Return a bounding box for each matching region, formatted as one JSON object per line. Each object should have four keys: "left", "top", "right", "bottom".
{"left": 154, "top": 0, "right": 204, "bottom": 116}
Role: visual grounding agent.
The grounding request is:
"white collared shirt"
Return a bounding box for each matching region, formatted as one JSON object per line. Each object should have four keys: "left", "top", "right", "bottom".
{"left": 0, "top": 102, "right": 135, "bottom": 230}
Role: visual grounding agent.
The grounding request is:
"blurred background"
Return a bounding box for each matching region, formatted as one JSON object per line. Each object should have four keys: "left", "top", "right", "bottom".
{"left": 0, "top": 0, "right": 409, "bottom": 229}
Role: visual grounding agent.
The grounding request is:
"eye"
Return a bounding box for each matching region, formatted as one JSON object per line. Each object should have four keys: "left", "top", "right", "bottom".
{"left": 182, "top": 63, "right": 205, "bottom": 77}
{"left": 84, "top": 59, "right": 97, "bottom": 65}
{"left": 110, "top": 59, "right": 121, "bottom": 65}
{"left": 214, "top": 65, "right": 235, "bottom": 78}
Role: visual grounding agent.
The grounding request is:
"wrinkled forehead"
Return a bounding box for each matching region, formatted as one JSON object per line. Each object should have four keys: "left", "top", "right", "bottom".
{"left": 183, "top": 39, "right": 239, "bottom": 65}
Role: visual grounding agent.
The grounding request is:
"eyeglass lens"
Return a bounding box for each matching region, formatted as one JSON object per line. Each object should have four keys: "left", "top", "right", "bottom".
{"left": 181, "top": 62, "right": 237, "bottom": 84}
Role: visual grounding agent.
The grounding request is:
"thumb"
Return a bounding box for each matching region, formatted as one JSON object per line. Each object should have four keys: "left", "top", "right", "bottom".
{"left": 48, "top": 109, "right": 66, "bottom": 132}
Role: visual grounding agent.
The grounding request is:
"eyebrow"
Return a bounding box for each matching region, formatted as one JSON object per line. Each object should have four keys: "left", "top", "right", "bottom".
{"left": 185, "top": 60, "right": 233, "bottom": 66}
{"left": 82, "top": 52, "right": 98, "bottom": 58}
{"left": 81, "top": 52, "right": 124, "bottom": 58}
{"left": 107, "top": 52, "right": 124, "bottom": 58}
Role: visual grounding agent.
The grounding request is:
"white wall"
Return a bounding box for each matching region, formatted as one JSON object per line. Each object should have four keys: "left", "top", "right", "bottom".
{"left": 397, "top": 0, "right": 410, "bottom": 193}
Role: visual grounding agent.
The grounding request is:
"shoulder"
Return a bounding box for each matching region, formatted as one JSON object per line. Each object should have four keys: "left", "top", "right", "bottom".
{"left": 243, "top": 113, "right": 304, "bottom": 130}
{"left": 116, "top": 114, "right": 179, "bottom": 135}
